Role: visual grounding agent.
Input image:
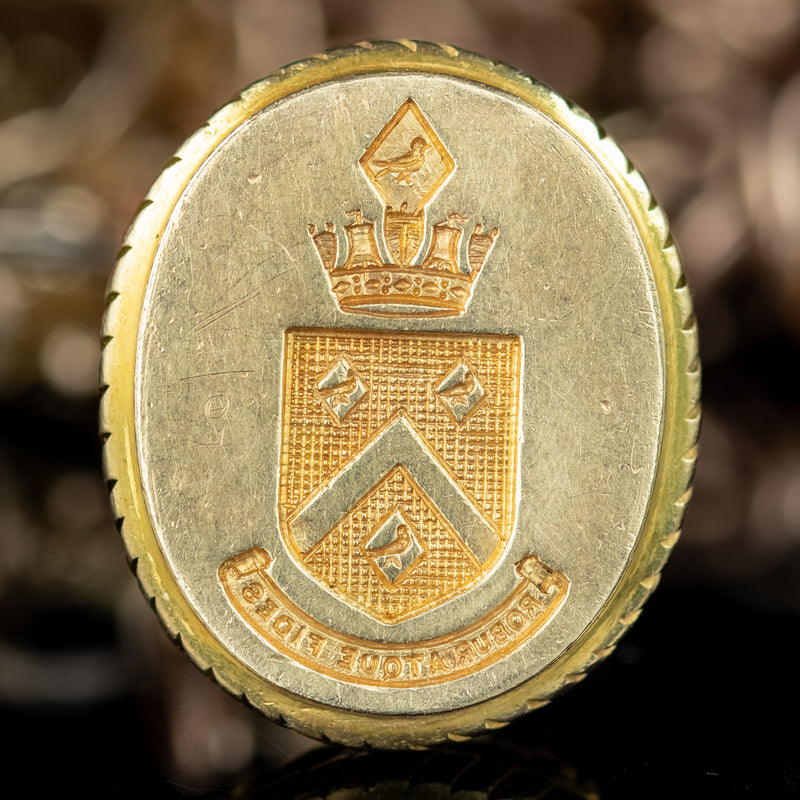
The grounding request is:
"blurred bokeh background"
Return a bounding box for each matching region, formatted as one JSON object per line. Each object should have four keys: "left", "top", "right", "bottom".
{"left": 1, "top": 1, "right": 799, "bottom": 797}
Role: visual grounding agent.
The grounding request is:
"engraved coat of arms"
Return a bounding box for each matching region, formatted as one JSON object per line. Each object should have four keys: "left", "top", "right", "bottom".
{"left": 278, "top": 327, "right": 522, "bottom": 623}
{"left": 275, "top": 99, "right": 516, "bottom": 623}
{"left": 219, "top": 99, "right": 568, "bottom": 677}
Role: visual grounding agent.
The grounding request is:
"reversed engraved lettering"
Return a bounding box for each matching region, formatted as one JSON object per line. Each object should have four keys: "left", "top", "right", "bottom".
{"left": 205, "top": 394, "right": 230, "bottom": 420}
{"left": 219, "top": 548, "right": 569, "bottom": 688}
{"left": 336, "top": 645, "right": 357, "bottom": 672}
{"left": 305, "top": 631, "right": 326, "bottom": 658}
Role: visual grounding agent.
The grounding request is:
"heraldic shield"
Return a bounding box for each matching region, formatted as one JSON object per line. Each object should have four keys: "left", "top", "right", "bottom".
{"left": 278, "top": 327, "right": 522, "bottom": 624}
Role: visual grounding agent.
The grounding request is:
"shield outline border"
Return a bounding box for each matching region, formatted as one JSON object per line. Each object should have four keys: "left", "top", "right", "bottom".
{"left": 276, "top": 325, "right": 523, "bottom": 624}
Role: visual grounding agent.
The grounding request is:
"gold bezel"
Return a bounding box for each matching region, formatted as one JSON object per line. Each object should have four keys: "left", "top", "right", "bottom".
{"left": 100, "top": 41, "right": 700, "bottom": 748}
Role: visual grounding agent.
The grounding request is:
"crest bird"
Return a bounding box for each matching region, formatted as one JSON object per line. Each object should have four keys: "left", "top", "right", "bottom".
{"left": 439, "top": 369, "right": 478, "bottom": 401}
{"left": 367, "top": 523, "right": 411, "bottom": 571}
{"left": 373, "top": 137, "right": 431, "bottom": 185}
{"left": 319, "top": 372, "right": 359, "bottom": 409}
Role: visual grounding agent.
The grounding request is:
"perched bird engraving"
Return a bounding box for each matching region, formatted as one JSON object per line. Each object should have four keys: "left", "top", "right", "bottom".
{"left": 318, "top": 370, "right": 360, "bottom": 409}
{"left": 366, "top": 523, "right": 412, "bottom": 571}
{"left": 317, "top": 366, "right": 367, "bottom": 424}
{"left": 373, "top": 137, "right": 431, "bottom": 186}
{"left": 438, "top": 369, "right": 477, "bottom": 402}
{"left": 437, "top": 363, "right": 486, "bottom": 423}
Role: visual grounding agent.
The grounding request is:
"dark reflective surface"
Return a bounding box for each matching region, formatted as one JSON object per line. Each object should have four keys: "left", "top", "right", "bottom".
{"left": 3, "top": 578, "right": 798, "bottom": 797}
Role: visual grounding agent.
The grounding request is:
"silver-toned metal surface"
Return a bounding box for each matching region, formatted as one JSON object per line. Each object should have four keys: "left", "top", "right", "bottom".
{"left": 101, "top": 42, "right": 699, "bottom": 747}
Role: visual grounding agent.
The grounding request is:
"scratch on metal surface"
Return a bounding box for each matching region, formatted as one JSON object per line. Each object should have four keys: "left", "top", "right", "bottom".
{"left": 247, "top": 224, "right": 296, "bottom": 263}
{"left": 192, "top": 288, "right": 261, "bottom": 332}
{"left": 180, "top": 370, "right": 254, "bottom": 381}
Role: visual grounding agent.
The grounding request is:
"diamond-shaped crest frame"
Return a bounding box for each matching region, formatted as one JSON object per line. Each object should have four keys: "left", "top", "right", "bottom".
{"left": 360, "top": 98, "right": 455, "bottom": 212}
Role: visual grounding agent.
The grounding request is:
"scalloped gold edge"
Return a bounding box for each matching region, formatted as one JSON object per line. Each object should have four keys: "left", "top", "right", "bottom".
{"left": 100, "top": 40, "right": 700, "bottom": 749}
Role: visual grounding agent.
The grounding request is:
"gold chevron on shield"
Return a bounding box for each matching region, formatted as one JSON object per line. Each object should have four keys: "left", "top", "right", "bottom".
{"left": 278, "top": 327, "right": 522, "bottom": 624}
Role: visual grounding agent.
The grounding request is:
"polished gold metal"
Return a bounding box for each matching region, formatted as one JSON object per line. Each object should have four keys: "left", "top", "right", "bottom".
{"left": 100, "top": 41, "right": 700, "bottom": 748}
{"left": 278, "top": 327, "right": 524, "bottom": 626}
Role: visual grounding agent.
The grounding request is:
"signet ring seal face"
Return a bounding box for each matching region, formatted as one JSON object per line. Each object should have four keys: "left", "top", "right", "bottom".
{"left": 101, "top": 42, "right": 700, "bottom": 748}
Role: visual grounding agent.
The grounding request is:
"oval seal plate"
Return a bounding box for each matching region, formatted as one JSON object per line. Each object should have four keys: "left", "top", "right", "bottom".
{"left": 100, "top": 42, "right": 700, "bottom": 747}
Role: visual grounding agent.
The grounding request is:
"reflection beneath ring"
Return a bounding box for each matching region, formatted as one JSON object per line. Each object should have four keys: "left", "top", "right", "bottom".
{"left": 235, "top": 734, "right": 600, "bottom": 800}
